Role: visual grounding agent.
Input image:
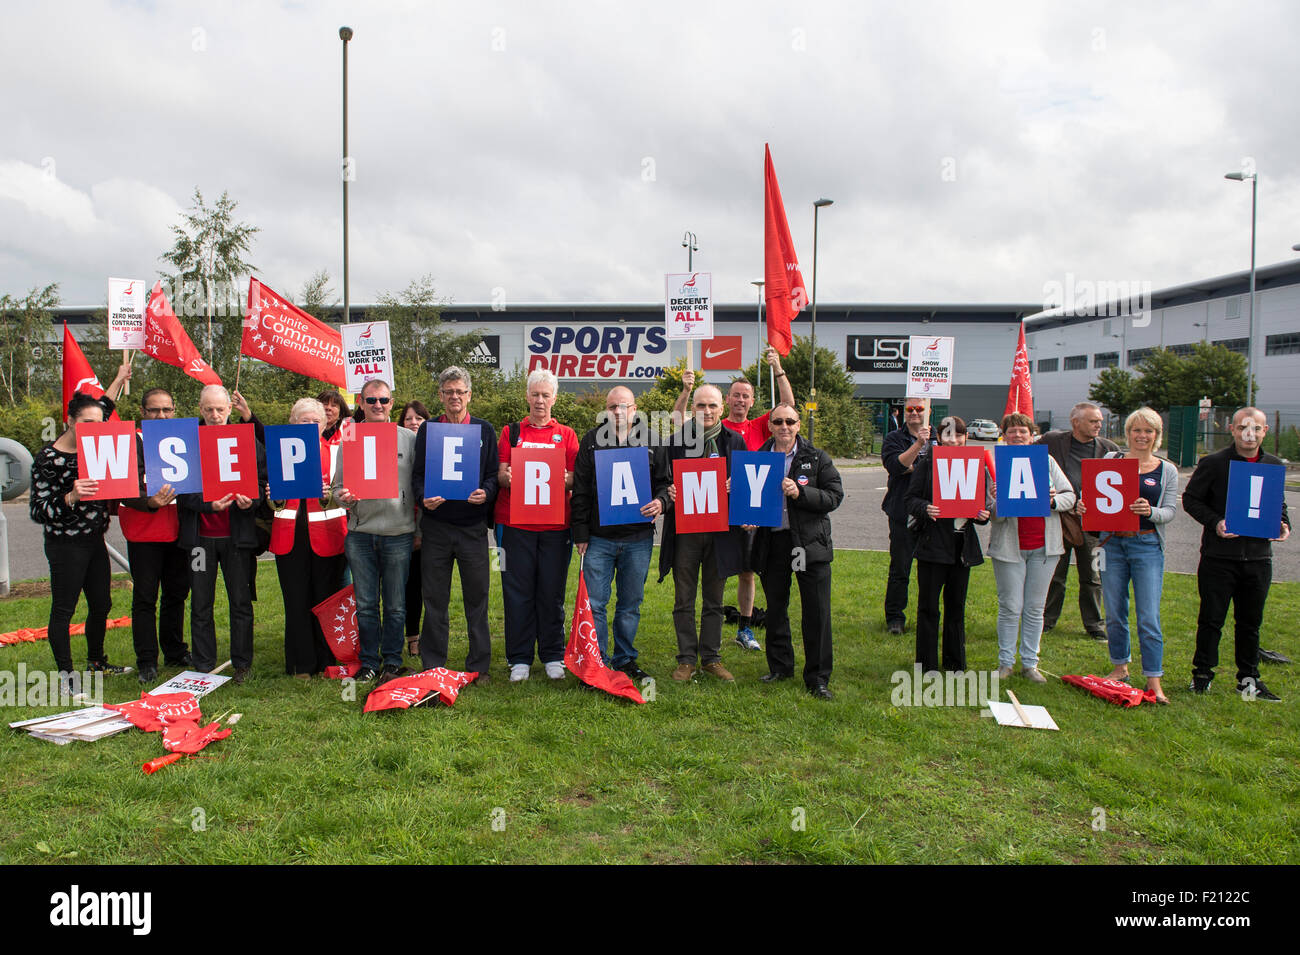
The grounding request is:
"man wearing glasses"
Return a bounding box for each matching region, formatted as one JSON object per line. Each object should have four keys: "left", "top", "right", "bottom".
{"left": 333, "top": 379, "right": 417, "bottom": 680}
{"left": 750, "top": 403, "right": 843, "bottom": 699}
{"left": 118, "top": 388, "right": 190, "bottom": 683}
{"left": 881, "top": 398, "right": 934, "bottom": 634}
{"left": 410, "top": 366, "right": 499, "bottom": 685}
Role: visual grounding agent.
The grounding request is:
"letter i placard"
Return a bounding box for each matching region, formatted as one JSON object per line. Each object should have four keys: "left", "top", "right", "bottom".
{"left": 341, "top": 422, "right": 398, "bottom": 499}
{"left": 1081, "top": 458, "right": 1138, "bottom": 532}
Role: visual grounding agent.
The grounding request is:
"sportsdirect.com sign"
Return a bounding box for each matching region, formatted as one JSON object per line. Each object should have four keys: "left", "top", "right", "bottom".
{"left": 526, "top": 325, "right": 668, "bottom": 380}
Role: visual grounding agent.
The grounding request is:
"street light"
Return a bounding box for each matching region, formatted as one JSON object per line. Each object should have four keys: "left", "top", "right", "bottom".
{"left": 809, "top": 198, "right": 833, "bottom": 443}
{"left": 340, "top": 26, "right": 354, "bottom": 325}
{"left": 1225, "top": 169, "right": 1258, "bottom": 406}
{"left": 681, "top": 231, "right": 698, "bottom": 271}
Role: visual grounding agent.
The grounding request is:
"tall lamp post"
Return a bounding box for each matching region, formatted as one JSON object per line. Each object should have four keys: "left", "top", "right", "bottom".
{"left": 1225, "top": 169, "right": 1257, "bottom": 407}
{"left": 751, "top": 280, "right": 767, "bottom": 404}
{"left": 809, "top": 198, "right": 833, "bottom": 443}
{"left": 340, "top": 26, "right": 354, "bottom": 325}
{"left": 680, "top": 231, "right": 699, "bottom": 372}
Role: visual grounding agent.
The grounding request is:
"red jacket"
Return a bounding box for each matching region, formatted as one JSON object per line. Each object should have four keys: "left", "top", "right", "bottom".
{"left": 269, "top": 441, "right": 347, "bottom": 556}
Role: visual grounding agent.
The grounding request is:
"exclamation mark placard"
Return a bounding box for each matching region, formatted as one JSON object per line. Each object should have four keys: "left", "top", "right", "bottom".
{"left": 1248, "top": 474, "right": 1263, "bottom": 519}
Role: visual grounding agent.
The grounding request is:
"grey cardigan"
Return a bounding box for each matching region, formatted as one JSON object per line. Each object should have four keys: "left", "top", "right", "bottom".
{"left": 1101, "top": 451, "right": 1179, "bottom": 550}
{"left": 987, "top": 455, "right": 1078, "bottom": 561}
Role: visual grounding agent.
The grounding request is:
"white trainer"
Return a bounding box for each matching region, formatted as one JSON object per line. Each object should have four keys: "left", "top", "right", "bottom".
{"left": 544, "top": 661, "right": 566, "bottom": 680}
{"left": 509, "top": 663, "right": 531, "bottom": 682}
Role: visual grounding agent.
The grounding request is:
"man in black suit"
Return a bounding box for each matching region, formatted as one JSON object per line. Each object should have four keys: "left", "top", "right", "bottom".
{"left": 1035, "top": 401, "right": 1118, "bottom": 639}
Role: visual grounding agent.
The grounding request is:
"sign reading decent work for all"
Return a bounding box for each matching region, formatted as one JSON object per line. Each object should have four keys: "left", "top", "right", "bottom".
{"left": 727, "top": 451, "right": 784, "bottom": 527}
{"left": 340, "top": 422, "right": 398, "bottom": 499}
{"left": 994, "top": 445, "right": 1051, "bottom": 517}
{"left": 1225, "top": 460, "right": 1285, "bottom": 539}
{"left": 673, "top": 457, "right": 729, "bottom": 533}
{"left": 340, "top": 321, "right": 394, "bottom": 393}
{"left": 906, "top": 335, "right": 955, "bottom": 400}
{"left": 594, "top": 447, "right": 653, "bottom": 526}
{"left": 76, "top": 420, "right": 140, "bottom": 499}
{"left": 509, "top": 445, "right": 567, "bottom": 525}
{"left": 424, "top": 422, "right": 482, "bottom": 501}
{"left": 264, "top": 424, "right": 324, "bottom": 500}
{"left": 931, "top": 446, "right": 986, "bottom": 519}
{"left": 107, "top": 277, "right": 147, "bottom": 350}
{"left": 198, "top": 423, "right": 259, "bottom": 501}
{"left": 664, "top": 272, "right": 714, "bottom": 340}
{"left": 142, "top": 418, "right": 203, "bottom": 494}
{"left": 1081, "top": 458, "right": 1138, "bottom": 533}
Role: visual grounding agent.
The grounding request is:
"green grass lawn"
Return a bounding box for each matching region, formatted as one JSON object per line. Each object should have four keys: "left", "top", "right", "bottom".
{"left": 2, "top": 551, "right": 1297, "bottom": 864}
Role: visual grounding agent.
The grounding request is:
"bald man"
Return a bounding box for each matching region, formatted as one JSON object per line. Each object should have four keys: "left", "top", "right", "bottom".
{"left": 571, "top": 386, "right": 669, "bottom": 680}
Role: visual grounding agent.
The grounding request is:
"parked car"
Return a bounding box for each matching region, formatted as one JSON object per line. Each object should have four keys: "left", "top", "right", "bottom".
{"left": 969, "top": 419, "right": 1000, "bottom": 441}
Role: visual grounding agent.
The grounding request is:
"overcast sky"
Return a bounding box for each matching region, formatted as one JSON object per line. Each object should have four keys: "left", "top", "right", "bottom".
{"left": 3, "top": 0, "right": 1298, "bottom": 312}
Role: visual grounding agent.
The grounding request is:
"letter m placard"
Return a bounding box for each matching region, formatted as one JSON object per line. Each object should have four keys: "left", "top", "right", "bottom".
{"left": 673, "top": 457, "right": 728, "bottom": 533}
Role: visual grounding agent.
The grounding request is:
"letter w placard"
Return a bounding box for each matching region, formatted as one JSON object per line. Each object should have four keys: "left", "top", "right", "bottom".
{"left": 932, "top": 446, "right": 986, "bottom": 518}
{"left": 76, "top": 420, "right": 140, "bottom": 499}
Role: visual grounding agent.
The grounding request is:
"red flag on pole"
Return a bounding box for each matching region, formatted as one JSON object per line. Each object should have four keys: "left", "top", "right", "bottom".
{"left": 362, "top": 668, "right": 478, "bottom": 711}
{"left": 61, "top": 323, "right": 118, "bottom": 422}
{"left": 565, "top": 570, "right": 645, "bottom": 703}
{"left": 143, "top": 282, "right": 222, "bottom": 385}
{"left": 242, "top": 277, "right": 346, "bottom": 386}
{"left": 763, "top": 144, "right": 808, "bottom": 357}
{"left": 1003, "top": 322, "right": 1034, "bottom": 421}
{"left": 311, "top": 584, "right": 362, "bottom": 679}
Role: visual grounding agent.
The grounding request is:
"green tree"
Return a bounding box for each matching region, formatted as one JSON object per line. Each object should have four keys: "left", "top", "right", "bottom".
{"left": 1175, "top": 342, "right": 1252, "bottom": 409}
{"left": 0, "top": 284, "right": 60, "bottom": 403}
{"left": 740, "top": 334, "right": 854, "bottom": 407}
{"left": 1134, "top": 347, "right": 1182, "bottom": 413}
{"left": 1089, "top": 367, "right": 1139, "bottom": 418}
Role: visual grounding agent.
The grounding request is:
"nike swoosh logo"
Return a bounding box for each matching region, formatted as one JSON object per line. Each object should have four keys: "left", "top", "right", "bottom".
{"left": 705, "top": 347, "right": 736, "bottom": 358}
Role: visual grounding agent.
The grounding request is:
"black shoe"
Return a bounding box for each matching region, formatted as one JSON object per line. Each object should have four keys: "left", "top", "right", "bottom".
{"left": 1237, "top": 679, "right": 1282, "bottom": 702}
{"left": 137, "top": 666, "right": 158, "bottom": 685}
{"left": 1041, "top": 623, "right": 1056, "bottom": 634}
{"left": 1087, "top": 630, "right": 1108, "bottom": 642}
{"left": 618, "top": 663, "right": 650, "bottom": 681}
{"left": 355, "top": 667, "right": 378, "bottom": 682}
{"left": 88, "top": 660, "right": 129, "bottom": 675}
{"left": 470, "top": 673, "right": 491, "bottom": 688}
{"left": 232, "top": 666, "right": 251, "bottom": 685}
{"left": 164, "top": 653, "right": 192, "bottom": 668}
{"left": 760, "top": 671, "right": 793, "bottom": 683}
{"left": 1189, "top": 675, "right": 1212, "bottom": 694}
{"left": 377, "top": 665, "right": 405, "bottom": 685}
{"left": 808, "top": 683, "right": 833, "bottom": 701}
{"left": 886, "top": 621, "right": 904, "bottom": 635}
{"left": 1259, "top": 648, "right": 1293, "bottom": 665}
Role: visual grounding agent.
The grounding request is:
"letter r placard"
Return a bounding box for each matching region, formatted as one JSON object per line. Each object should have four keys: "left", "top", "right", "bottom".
{"left": 673, "top": 457, "right": 729, "bottom": 533}
{"left": 1081, "top": 458, "right": 1138, "bottom": 532}
{"left": 198, "top": 423, "right": 259, "bottom": 501}
{"left": 509, "top": 445, "right": 567, "bottom": 525}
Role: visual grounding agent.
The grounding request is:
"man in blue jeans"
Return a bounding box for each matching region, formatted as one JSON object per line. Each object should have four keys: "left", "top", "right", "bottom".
{"left": 331, "top": 379, "right": 417, "bottom": 681}
{"left": 571, "top": 386, "right": 669, "bottom": 680}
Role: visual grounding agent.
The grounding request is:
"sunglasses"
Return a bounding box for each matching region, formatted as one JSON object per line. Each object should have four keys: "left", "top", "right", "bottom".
{"left": 771, "top": 417, "right": 800, "bottom": 426}
{"left": 364, "top": 396, "right": 392, "bottom": 405}
{"left": 905, "top": 406, "right": 925, "bottom": 413}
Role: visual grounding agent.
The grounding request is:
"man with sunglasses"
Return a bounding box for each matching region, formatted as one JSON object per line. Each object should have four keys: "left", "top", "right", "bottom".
{"left": 117, "top": 387, "right": 190, "bottom": 683}
{"left": 332, "top": 379, "right": 418, "bottom": 680}
{"left": 881, "top": 398, "right": 935, "bottom": 634}
{"left": 750, "top": 404, "right": 843, "bottom": 699}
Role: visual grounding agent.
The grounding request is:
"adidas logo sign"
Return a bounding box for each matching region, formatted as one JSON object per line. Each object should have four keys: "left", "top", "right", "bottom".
{"left": 466, "top": 339, "right": 497, "bottom": 365}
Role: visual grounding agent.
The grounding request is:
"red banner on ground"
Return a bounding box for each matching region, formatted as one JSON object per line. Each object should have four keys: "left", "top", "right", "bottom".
{"left": 565, "top": 570, "right": 645, "bottom": 703}
{"left": 312, "top": 585, "right": 360, "bottom": 677}
{"left": 362, "top": 668, "right": 478, "bottom": 711}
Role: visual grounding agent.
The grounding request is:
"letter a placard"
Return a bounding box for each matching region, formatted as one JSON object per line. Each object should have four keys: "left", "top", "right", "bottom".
{"left": 931, "top": 446, "right": 986, "bottom": 518}
{"left": 510, "top": 445, "right": 566, "bottom": 525}
{"left": 198, "top": 423, "right": 258, "bottom": 501}
{"left": 341, "top": 422, "right": 398, "bottom": 499}
{"left": 673, "top": 457, "right": 728, "bottom": 533}
{"left": 1081, "top": 458, "right": 1138, "bottom": 532}
{"left": 76, "top": 420, "right": 139, "bottom": 499}
{"left": 994, "top": 444, "right": 1050, "bottom": 517}
{"left": 595, "top": 447, "right": 652, "bottom": 526}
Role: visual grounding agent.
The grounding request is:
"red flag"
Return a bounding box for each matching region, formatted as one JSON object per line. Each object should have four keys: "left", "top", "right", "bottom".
{"left": 362, "top": 668, "right": 478, "bottom": 711}
{"left": 242, "top": 277, "right": 345, "bottom": 386}
{"left": 143, "top": 281, "right": 222, "bottom": 385}
{"left": 1003, "top": 323, "right": 1034, "bottom": 420}
{"left": 763, "top": 144, "right": 808, "bottom": 356}
{"left": 1062, "top": 674, "right": 1157, "bottom": 707}
{"left": 162, "top": 717, "right": 233, "bottom": 754}
{"left": 312, "top": 584, "right": 361, "bottom": 678}
{"left": 564, "top": 570, "right": 645, "bottom": 703}
{"left": 107, "top": 691, "right": 203, "bottom": 732}
{"left": 61, "top": 323, "right": 119, "bottom": 422}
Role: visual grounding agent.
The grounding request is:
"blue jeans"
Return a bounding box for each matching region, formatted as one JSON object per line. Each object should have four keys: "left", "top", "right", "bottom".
{"left": 582, "top": 534, "right": 653, "bottom": 668}
{"left": 1101, "top": 533, "right": 1165, "bottom": 677}
{"left": 346, "top": 531, "right": 414, "bottom": 670}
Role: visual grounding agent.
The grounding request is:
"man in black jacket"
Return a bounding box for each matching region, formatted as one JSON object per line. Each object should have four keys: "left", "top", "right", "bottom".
{"left": 1036, "top": 401, "right": 1119, "bottom": 639}
{"left": 881, "top": 398, "right": 934, "bottom": 633}
{"left": 571, "top": 386, "right": 669, "bottom": 681}
{"left": 1183, "top": 407, "right": 1291, "bottom": 699}
{"left": 750, "top": 405, "right": 843, "bottom": 699}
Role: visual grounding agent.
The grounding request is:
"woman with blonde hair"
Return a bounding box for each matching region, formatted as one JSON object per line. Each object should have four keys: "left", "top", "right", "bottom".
{"left": 1080, "top": 407, "right": 1179, "bottom": 703}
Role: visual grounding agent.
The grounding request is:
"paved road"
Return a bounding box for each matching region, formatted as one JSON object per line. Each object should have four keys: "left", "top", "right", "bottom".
{"left": 5, "top": 462, "right": 1299, "bottom": 582}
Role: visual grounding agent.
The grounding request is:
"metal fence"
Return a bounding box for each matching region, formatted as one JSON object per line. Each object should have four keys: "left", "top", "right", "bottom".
{"left": 1101, "top": 407, "right": 1300, "bottom": 464}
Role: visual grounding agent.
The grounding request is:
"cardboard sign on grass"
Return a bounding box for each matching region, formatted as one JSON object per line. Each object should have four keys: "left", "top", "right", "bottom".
{"left": 931, "top": 446, "right": 986, "bottom": 519}
{"left": 423, "top": 422, "right": 481, "bottom": 501}
{"left": 340, "top": 422, "right": 398, "bottom": 499}
{"left": 76, "top": 420, "right": 140, "bottom": 499}
{"left": 993, "top": 444, "right": 1051, "bottom": 517}
{"left": 673, "top": 457, "right": 729, "bottom": 533}
{"left": 1225, "top": 460, "right": 1285, "bottom": 539}
{"left": 595, "top": 447, "right": 653, "bottom": 526}
{"left": 142, "top": 418, "right": 203, "bottom": 494}
{"left": 509, "top": 445, "right": 567, "bottom": 525}
{"left": 198, "top": 423, "right": 259, "bottom": 501}
{"left": 1081, "top": 458, "right": 1138, "bottom": 533}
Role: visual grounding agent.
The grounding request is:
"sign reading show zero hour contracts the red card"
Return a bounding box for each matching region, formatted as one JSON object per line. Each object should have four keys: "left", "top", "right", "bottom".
{"left": 673, "top": 457, "right": 729, "bottom": 533}
{"left": 930, "top": 446, "right": 986, "bottom": 519}
{"left": 76, "top": 420, "right": 140, "bottom": 499}
{"left": 198, "top": 423, "right": 259, "bottom": 501}
{"left": 509, "top": 445, "right": 567, "bottom": 525}
{"left": 1081, "top": 457, "right": 1139, "bottom": 533}
{"left": 340, "top": 422, "right": 398, "bottom": 499}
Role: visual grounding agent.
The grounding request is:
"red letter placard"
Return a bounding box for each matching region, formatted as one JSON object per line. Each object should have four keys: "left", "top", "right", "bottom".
{"left": 509, "top": 445, "right": 567, "bottom": 525}
{"left": 1082, "top": 458, "right": 1138, "bottom": 532}
{"left": 673, "top": 457, "right": 729, "bottom": 533}
{"left": 931, "top": 446, "right": 986, "bottom": 518}
{"left": 341, "top": 422, "right": 398, "bottom": 499}
{"left": 77, "top": 420, "right": 140, "bottom": 499}
{"left": 198, "top": 423, "right": 259, "bottom": 501}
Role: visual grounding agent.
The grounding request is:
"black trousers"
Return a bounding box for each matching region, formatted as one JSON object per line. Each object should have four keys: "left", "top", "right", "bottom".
{"left": 406, "top": 545, "right": 423, "bottom": 638}
{"left": 421, "top": 521, "right": 493, "bottom": 674}
{"left": 672, "top": 531, "right": 726, "bottom": 666}
{"left": 884, "top": 517, "right": 918, "bottom": 626}
{"left": 275, "top": 513, "right": 345, "bottom": 675}
{"left": 189, "top": 537, "right": 255, "bottom": 672}
{"left": 915, "top": 538, "right": 970, "bottom": 672}
{"left": 1043, "top": 533, "right": 1105, "bottom": 635}
{"left": 1192, "top": 556, "right": 1271, "bottom": 684}
{"left": 127, "top": 539, "right": 190, "bottom": 669}
{"left": 500, "top": 526, "right": 572, "bottom": 666}
{"left": 759, "top": 530, "right": 833, "bottom": 687}
{"left": 44, "top": 534, "right": 111, "bottom": 672}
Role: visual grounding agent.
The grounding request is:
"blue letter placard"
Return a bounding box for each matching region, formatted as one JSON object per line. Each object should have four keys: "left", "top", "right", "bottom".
{"left": 141, "top": 418, "right": 202, "bottom": 494}
{"left": 595, "top": 447, "right": 652, "bottom": 525}
{"left": 425, "top": 422, "right": 481, "bottom": 500}
{"left": 995, "top": 444, "right": 1050, "bottom": 517}
{"left": 728, "top": 451, "right": 784, "bottom": 527}
{"left": 1225, "top": 460, "right": 1285, "bottom": 538}
{"left": 265, "top": 424, "right": 323, "bottom": 500}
